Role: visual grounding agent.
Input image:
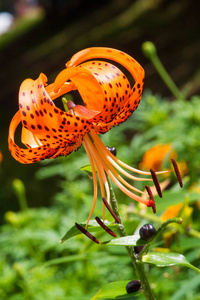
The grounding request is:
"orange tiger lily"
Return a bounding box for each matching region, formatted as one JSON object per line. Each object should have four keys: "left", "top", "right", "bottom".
{"left": 8, "top": 47, "right": 170, "bottom": 226}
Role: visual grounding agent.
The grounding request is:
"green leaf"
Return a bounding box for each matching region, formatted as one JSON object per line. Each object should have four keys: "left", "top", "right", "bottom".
{"left": 90, "top": 280, "right": 141, "bottom": 300}
{"left": 80, "top": 164, "right": 93, "bottom": 178}
{"left": 142, "top": 252, "right": 200, "bottom": 273}
{"left": 103, "top": 235, "right": 146, "bottom": 246}
{"left": 44, "top": 254, "right": 87, "bottom": 267}
{"left": 60, "top": 219, "right": 119, "bottom": 243}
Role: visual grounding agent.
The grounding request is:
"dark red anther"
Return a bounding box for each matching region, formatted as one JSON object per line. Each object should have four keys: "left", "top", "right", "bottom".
{"left": 75, "top": 222, "right": 100, "bottom": 244}
{"left": 171, "top": 159, "right": 183, "bottom": 188}
{"left": 95, "top": 217, "right": 117, "bottom": 237}
{"left": 145, "top": 185, "right": 156, "bottom": 213}
{"left": 102, "top": 197, "right": 121, "bottom": 223}
{"left": 150, "top": 168, "right": 162, "bottom": 198}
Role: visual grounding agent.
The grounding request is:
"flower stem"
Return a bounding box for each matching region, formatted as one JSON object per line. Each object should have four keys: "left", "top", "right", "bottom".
{"left": 12, "top": 179, "right": 28, "bottom": 211}
{"left": 107, "top": 177, "right": 156, "bottom": 300}
{"left": 142, "top": 41, "right": 186, "bottom": 100}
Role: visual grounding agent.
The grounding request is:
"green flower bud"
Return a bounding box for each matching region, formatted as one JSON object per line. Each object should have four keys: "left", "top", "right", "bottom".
{"left": 142, "top": 41, "right": 157, "bottom": 59}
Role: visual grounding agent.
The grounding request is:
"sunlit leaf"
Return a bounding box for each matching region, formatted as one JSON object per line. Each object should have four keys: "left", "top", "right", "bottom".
{"left": 60, "top": 219, "right": 119, "bottom": 243}
{"left": 102, "top": 235, "right": 146, "bottom": 246}
{"left": 90, "top": 280, "right": 141, "bottom": 300}
{"left": 80, "top": 164, "right": 93, "bottom": 178}
{"left": 142, "top": 252, "right": 200, "bottom": 273}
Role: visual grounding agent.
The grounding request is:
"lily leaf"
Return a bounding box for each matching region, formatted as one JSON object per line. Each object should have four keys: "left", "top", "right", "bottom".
{"left": 60, "top": 219, "right": 119, "bottom": 243}
{"left": 80, "top": 164, "right": 93, "bottom": 178}
{"left": 90, "top": 280, "right": 141, "bottom": 300}
{"left": 102, "top": 235, "right": 146, "bottom": 246}
{"left": 142, "top": 252, "right": 200, "bottom": 273}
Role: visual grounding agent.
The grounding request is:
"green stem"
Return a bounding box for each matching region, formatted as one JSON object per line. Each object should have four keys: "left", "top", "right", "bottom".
{"left": 142, "top": 41, "right": 186, "bottom": 100}
{"left": 12, "top": 179, "right": 28, "bottom": 211}
{"left": 108, "top": 178, "right": 156, "bottom": 300}
{"left": 151, "top": 55, "right": 184, "bottom": 100}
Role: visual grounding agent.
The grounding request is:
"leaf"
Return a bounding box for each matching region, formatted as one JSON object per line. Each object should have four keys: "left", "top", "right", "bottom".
{"left": 102, "top": 235, "right": 146, "bottom": 246}
{"left": 142, "top": 252, "right": 200, "bottom": 273}
{"left": 80, "top": 164, "right": 93, "bottom": 178}
{"left": 60, "top": 219, "right": 119, "bottom": 243}
{"left": 44, "top": 254, "right": 87, "bottom": 267}
{"left": 90, "top": 280, "right": 141, "bottom": 300}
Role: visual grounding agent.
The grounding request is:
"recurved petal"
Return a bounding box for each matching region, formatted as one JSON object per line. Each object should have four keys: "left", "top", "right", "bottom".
{"left": 76, "top": 61, "right": 132, "bottom": 124}
{"left": 8, "top": 111, "right": 57, "bottom": 163}
{"left": 18, "top": 73, "right": 92, "bottom": 149}
{"left": 54, "top": 60, "right": 133, "bottom": 126}
{"left": 66, "top": 47, "right": 144, "bottom": 84}
{"left": 8, "top": 111, "right": 84, "bottom": 164}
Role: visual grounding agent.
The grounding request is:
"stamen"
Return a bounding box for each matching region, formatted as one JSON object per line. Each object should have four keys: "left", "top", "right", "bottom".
{"left": 145, "top": 185, "right": 156, "bottom": 213}
{"left": 95, "top": 217, "right": 117, "bottom": 237}
{"left": 75, "top": 222, "right": 100, "bottom": 244}
{"left": 67, "top": 100, "right": 76, "bottom": 110}
{"left": 102, "top": 197, "right": 121, "bottom": 223}
{"left": 90, "top": 130, "right": 152, "bottom": 176}
{"left": 91, "top": 132, "right": 152, "bottom": 183}
{"left": 150, "top": 169, "right": 162, "bottom": 198}
{"left": 82, "top": 138, "right": 98, "bottom": 228}
{"left": 171, "top": 159, "right": 183, "bottom": 188}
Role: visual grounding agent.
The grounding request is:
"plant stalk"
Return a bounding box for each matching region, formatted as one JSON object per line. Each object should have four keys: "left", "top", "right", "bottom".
{"left": 142, "top": 41, "right": 185, "bottom": 100}
{"left": 107, "top": 178, "right": 156, "bottom": 300}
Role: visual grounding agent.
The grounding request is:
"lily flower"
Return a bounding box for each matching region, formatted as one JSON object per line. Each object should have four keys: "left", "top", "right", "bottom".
{"left": 8, "top": 47, "right": 171, "bottom": 226}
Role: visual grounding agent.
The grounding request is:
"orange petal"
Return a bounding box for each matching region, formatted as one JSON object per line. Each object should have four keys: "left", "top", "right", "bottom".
{"left": 66, "top": 47, "right": 144, "bottom": 84}
{"left": 57, "top": 47, "right": 145, "bottom": 133}
{"left": 8, "top": 111, "right": 57, "bottom": 163}
{"left": 18, "top": 73, "right": 92, "bottom": 149}
{"left": 77, "top": 61, "right": 132, "bottom": 123}
{"left": 8, "top": 111, "right": 83, "bottom": 164}
{"left": 55, "top": 60, "right": 133, "bottom": 126}
{"left": 73, "top": 105, "right": 100, "bottom": 119}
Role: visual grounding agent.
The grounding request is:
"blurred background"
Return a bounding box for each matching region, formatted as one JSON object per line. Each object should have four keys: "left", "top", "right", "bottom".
{"left": 0, "top": 1, "right": 200, "bottom": 299}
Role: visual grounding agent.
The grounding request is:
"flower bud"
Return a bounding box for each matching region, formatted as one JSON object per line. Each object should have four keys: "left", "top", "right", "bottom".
{"left": 139, "top": 224, "right": 156, "bottom": 241}
{"left": 126, "top": 280, "right": 141, "bottom": 293}
{"left": 134, "top": 245, "right": 145, "bottom": 254}
{"left": 106, "top": 146, "right": 117, "bottom": 156}
{"left": 142, "top": 41, "right": 157, "bottom": 59}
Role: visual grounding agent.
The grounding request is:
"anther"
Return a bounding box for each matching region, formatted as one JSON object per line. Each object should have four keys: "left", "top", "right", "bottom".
{"left": 75, "top": 222, "right": 100, "bottom": 244}
{"left": 106, "top": 146, "right": 117, "bottom": 156}
{"left": 145, "top": 185, "right": 156, "bottom": 213}
{"left": 95, "top": 217, "right": 117, "bottom": 237}
{"left": 171, "top": 159, "right": 183, "bottom": 188}
{"left": 102, "top": 197, "right": 121, "bottom": 223}
{"left": 150, "top": 169, "right": 162, "bottom": 197}
{"left": 67, "top": 100, "right": 76, "bottom": 110}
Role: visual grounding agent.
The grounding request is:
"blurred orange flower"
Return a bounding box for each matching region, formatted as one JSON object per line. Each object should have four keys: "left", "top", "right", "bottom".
{"left": 139, "top": 144, "right": 175, "bottom": 172}
{"left": 0, "top": 151, "right": 2, "bottom": 166}
{"left": 161, "top": 203, "right": 183, "bottom": 221}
